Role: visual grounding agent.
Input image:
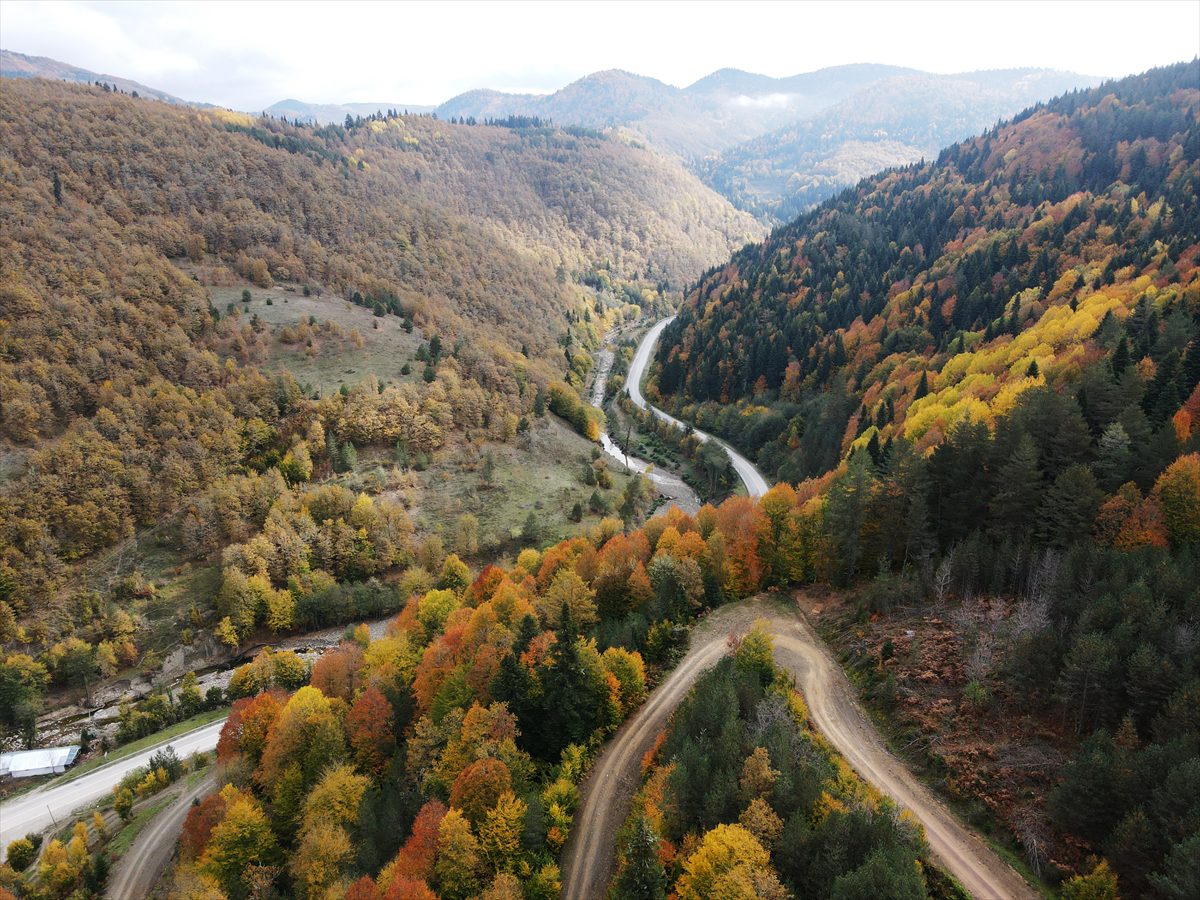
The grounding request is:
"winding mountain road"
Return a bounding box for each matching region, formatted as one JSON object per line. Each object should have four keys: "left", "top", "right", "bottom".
{"left": 561, "top": 595, "right": 1035, "bottom": 900}
{"left": 592, "top": 324, "right": 701, "bottom": 513}
{"left": 625, "top": 316, "right": 770, "bottom": 497}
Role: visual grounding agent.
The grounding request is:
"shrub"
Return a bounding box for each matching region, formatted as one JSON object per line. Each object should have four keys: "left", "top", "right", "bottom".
{"left": 6, "top": 836, "right": 36, "bottom": 871}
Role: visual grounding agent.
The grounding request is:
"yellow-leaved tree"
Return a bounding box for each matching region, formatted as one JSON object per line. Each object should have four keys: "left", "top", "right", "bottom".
{"left": 676, "top": 823, "right": 788, "bottom": 900}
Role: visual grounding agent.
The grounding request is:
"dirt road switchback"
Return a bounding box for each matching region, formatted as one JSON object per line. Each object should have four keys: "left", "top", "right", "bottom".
{"left": 560, "top": 595, "right": 1035, "bottom": 900}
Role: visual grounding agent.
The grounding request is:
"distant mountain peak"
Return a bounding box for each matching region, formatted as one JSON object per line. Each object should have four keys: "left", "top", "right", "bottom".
{"left": 1, "top": 47, "right": 195, "bottom": 106}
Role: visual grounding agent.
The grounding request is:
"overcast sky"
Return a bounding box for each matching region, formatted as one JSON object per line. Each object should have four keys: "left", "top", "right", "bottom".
{"left": 2, "top": 0, "right": 1198, "bottom": 110}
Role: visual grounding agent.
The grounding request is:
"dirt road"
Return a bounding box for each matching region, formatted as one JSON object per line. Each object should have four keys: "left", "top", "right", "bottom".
{"left": 105, "top": 771, "right": 217, "bottom": 899}
{"left": 561, "top": 595, "right": 1035, "bottom": 900}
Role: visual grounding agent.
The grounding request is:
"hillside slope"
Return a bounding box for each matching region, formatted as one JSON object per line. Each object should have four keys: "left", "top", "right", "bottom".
{"left": 653, "top": 61, "right": 1200, "bottom": 893}
{"left": 0, "top": 48, "right": 198, "bottom": 105}
{"left": 0, "top": 78, "right": 757, "bottom": 647}
{"left": 659, "top": 60, "right": 1199, "bottom": 481}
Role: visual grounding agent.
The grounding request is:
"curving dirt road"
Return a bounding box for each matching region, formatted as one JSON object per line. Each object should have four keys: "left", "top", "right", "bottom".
{"left": 561, "top": 595, "right": 1035, "bottom": 900}
{"left": 106, "top": 771, "right": 217, "bottom": 900}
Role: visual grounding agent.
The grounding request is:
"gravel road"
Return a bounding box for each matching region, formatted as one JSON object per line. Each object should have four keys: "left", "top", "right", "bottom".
{"left": 105, "top": 771, "right": 217, "bottom": 900}
{"left": 561, "top": 595, "right": 1035, "bottom": 900}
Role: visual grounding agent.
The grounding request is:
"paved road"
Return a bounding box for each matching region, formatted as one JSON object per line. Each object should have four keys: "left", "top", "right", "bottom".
{"left": 625, "top": 317, "right": 770, "bottom": 497}
{"left": 0, "top": 720, "right": 225, "bottom": 854}
{"left": 591, "top": 323, "right": 701, "bottom": 513}
{"left": 106, "top": 771, "right": 217, "bottom": 900}
{"left": 561, "top": 596, "right": 1035, "bottom": 900}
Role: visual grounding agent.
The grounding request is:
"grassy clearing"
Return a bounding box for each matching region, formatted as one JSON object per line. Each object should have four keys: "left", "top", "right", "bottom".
{"left": 59, "top": 707, "right": 228, "bottom": 785}
{"left": 410, "top": 417, "right": 634, "bottom": 557}
{"left": 108, "top": 795, "right": 172, "bottom": 859}
{"left": 133, "top": 543, "right": 222, "bottom": 651}
{"left": 208, "top": 283, "right": 424, "bottom": 395}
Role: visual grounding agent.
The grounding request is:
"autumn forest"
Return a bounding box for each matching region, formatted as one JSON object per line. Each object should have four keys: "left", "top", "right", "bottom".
{"left": 0, "top": 29, "right": 1197, "bottom": 900}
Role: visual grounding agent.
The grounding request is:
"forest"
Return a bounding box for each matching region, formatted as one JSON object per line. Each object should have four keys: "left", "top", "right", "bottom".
{"left": 609, "top": 627, "right": 937, "bottom": 899}
{"left": 0, "top": 49, "right": 1197, "bottom": 900}
{"left": 643, "top": 61, "right": 1200, "bottom": 897}
{"left": 0, "top": 76, "right": 758, "bottom": 665}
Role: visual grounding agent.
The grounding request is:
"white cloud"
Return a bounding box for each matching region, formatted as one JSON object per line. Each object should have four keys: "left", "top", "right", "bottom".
{"left": 1, "top": 0, "right": 1196, "bottom": 110}
{"left": 731, "top": 93, "right": 795, "bottom": 110}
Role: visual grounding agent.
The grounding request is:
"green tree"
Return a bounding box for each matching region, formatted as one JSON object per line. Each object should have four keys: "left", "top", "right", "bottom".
{"left": 824, "top": 450, "right": 876, "bottom": 581}
{"left": 614, "top": 815, "right": 666, "bottom": 899}
{"left": 521, "top": 512, "right": 541, "bottom": 547}
{"left": 536, "top": 606, "right": 607, "bottom": 759}
{"left": 1094, "top": 423, "right": 1132, "bottom": 491}
{"left": 1037, "top": 464, "right": 1103, "bottom": 547}
{"left": 1149, "top": 834, "right": 1200, "bottom": 899}
{"left": 0, "top": 654, "right": 48, "bottom": 732}
{"left": 990, "top": 433, "right": 1042, "bottom": 534}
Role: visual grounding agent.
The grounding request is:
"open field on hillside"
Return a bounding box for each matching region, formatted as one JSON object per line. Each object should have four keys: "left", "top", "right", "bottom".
{"left": 408, "top": 416, "right": 634, "bottom": 557}
{"left": 205, "top": 282, "right": 425, "bottom": 395}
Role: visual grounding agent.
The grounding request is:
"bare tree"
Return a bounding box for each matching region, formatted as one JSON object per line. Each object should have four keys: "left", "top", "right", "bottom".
{"left": 933, "top": 549, "right": 956, "bottom": 608}
{"left": 1013, "top": 806, "right": 1049, "bottom": 877}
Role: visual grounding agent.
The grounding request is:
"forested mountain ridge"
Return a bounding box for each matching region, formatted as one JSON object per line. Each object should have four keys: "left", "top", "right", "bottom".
{"left": 659, "top": 60, "right": 1200, "bottom": 483}
{"left": 264, "top": 98, "right": 437, "bottom": 124}
{"left": 0, "top": 77, "right": 756, "bottom": 650}
{"left": 3, "top": 48, "right": 1096, "bottom": 217}
{"left": 432, "top": 64, "right": 1095, "bottom": 166}
{"left": 651, "top": 60, "right": 1200, "bottom": 894}
{"left": 0, "top": 48, "right": 198, "bottom": 106}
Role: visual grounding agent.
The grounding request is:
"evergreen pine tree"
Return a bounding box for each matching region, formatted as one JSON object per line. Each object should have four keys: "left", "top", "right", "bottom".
{"left": 990, "top": 434, "right": 1042, "bottom": 535}
{"left": 614, "top": 815, "right": 667, "bottom": 899}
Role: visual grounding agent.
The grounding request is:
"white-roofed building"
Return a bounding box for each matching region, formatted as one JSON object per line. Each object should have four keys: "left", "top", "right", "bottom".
{"left": 0, "top": 745, "right": 81, "bottom": 778}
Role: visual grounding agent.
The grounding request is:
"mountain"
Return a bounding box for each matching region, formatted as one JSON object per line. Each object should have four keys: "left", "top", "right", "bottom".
{"left": 699, "top": 68, "right": 1102, "bottom": 219}
{"left": 0, "top": 77, "right": 758, "bottom": 648}
{"left": 658, "top": 60, "right": 1198, "bottom": 480}
{"left": 435, "top": 64, "right": 959, "bottom": 159}
{"left": 653, "top": 61, "right": 1200, "bottom": 891}
{"left": 264, "top": 98, "right": 436, "bottom": 125}
{"left": 0, "top": 48, "right": 200, "bottom": 106}
{"left": 432, "top": 63, "right": 1098, "bottom": 209}
{"left": 686, "top": 62, "right": 919, "bottom": 106}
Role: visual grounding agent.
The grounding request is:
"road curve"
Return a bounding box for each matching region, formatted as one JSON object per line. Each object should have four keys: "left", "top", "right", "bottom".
{"left": 0, "top": 720, "right": 225, "bottom": 853}
{"left": 106, "top": 771, "right": 217, "bottom": 900}
{"left": 561, "top": 595, "right": 1034, "bottom": 900}
{"left": 592, "top": 323, "right": 701, "bottom": 513}
{"left": 625, "top": 317, "right": 770, "bottom": 497}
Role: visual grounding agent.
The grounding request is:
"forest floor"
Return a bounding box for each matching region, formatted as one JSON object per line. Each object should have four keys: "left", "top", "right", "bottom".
{"left": 811, "top": 592, "right": 1079, "bottom": 888}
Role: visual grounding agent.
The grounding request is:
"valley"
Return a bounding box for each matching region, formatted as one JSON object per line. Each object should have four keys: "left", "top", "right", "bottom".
{"left": 0, "top": 15, "right": 1197, "bottom": 900}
